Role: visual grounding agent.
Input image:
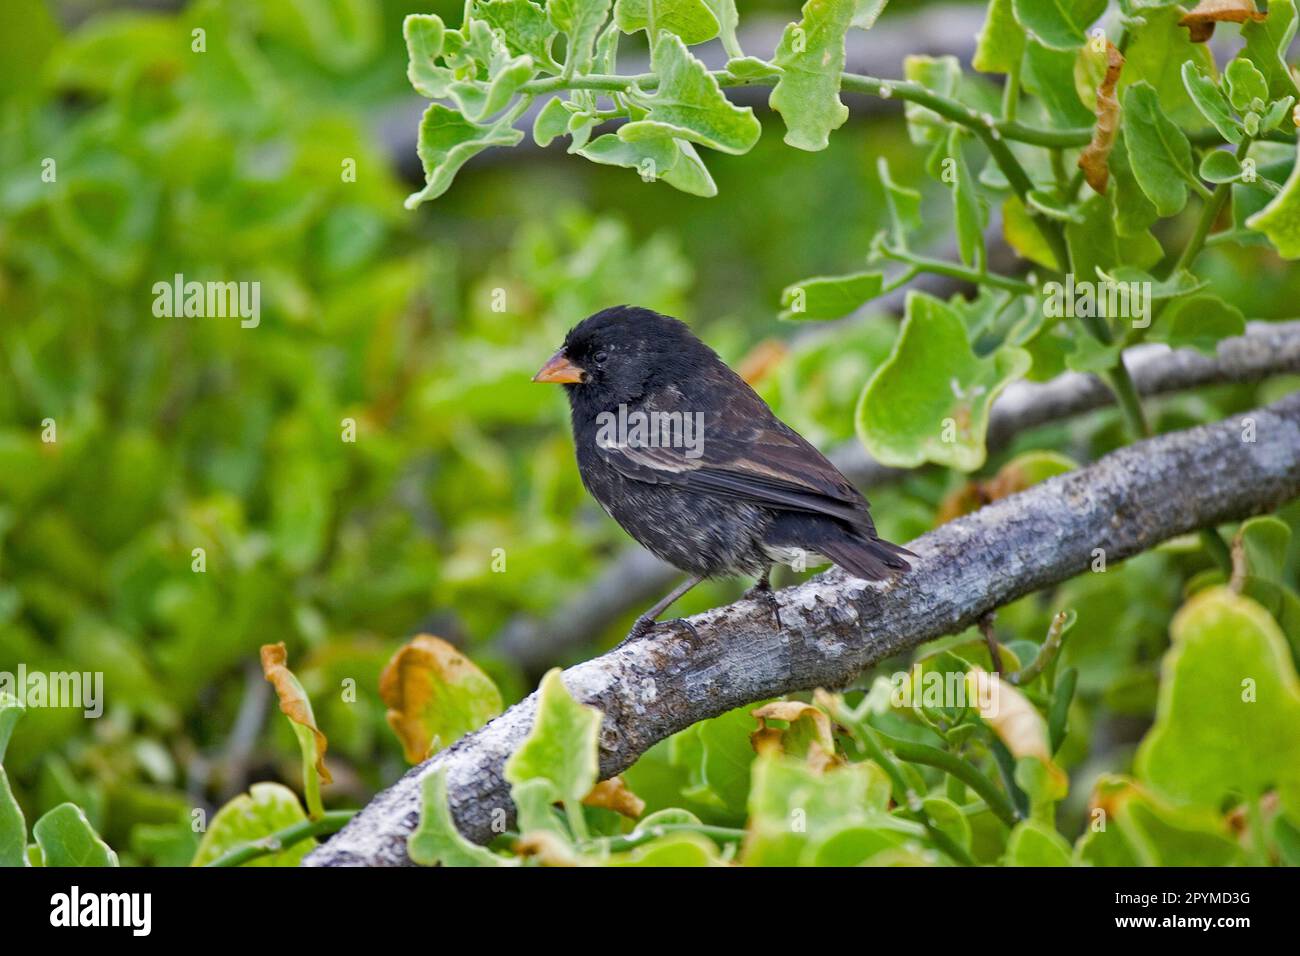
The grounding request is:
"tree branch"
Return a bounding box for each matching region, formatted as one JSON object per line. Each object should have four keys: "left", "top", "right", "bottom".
{"left": 307, "top": 391, "right": 1300, "bottom": 866}
{"left": 493, "top": 322, "right": 1300, "bottom": 671}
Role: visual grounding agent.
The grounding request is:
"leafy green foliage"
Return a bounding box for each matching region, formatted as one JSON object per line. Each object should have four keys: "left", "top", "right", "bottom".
{"left": 3, "top": 0, "right": 1299, "bottom": 869}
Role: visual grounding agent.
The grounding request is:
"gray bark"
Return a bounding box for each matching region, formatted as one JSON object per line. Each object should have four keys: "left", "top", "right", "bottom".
{"left": 494, "top": 322, "right": 1300, "bottom": 672}
{"left": 306, "top": 390, "right": 1300, "bottom": 866}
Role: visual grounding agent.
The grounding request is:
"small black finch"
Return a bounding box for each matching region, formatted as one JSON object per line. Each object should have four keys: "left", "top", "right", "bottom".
{"left": 534, "top": 306, "right": 913, "bottom": 638}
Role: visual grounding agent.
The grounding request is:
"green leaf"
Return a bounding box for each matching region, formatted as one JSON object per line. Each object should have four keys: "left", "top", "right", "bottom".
{"left": 1119, "top": 5, "right": 1218, "bottom": 129}
{"left": 1136, "top": 588, "right": 1300, "bottom": 821}
{"left": 1011, "top": 0, "right": 1105, "bottom": 51}
{"left": 1225, "top": 57, "right": 1269, "bottom": 112}
{"left": 1005, "top": 819, "right": 1072, "bottom": 865}
{"left": 610, "top": 830, "right": 723, "bottom": 865}
{"left": 0, "top": 692, "right": 23, "bottom": 763}
{"left": 1154, "top": 293, "right": 1245, "bottom": 354}
{"left": 668, "top": 705, "right": 759, "bottom": 821}
{"left": 779, "top": 272, "right": 885, "bottom": 320}
{"left": 1261, "top": 94, "right": 1296, "bottom": 131}
{"left": 769, "top": 0, "right": 868, "bottom": 151}
{"left": 659, "top": 140, "right": 718, "bottom": 196}
{"left": 624, "top": 33, "right": 760, "bottom": 154}
{"left": 1106, "top": 131, "right": 1159, "bottom": 237}
{"left": 1245, "top": 138, "right": 1300, "bottom": 258}
{"left": 708, "top": 0, "right": 743, "bottom": 57}
{"left": 578, "top": 127, "right": 718, "bottom": 196}
{"left": 921, "top": 795, "right": 972, "bottom": 853}
{"left": 547, "top": 0, "right": 614, "bottom": 73}
{"left": 1075, "top": 774, "right": 1242, "bottom": 867}
{"left": 533, "top": 95, "right": 572, "bottom": 146}
{"left": 191, "top": 783, "right": 312, "bottom": 866}
{"left": 33, "top": 803, "right": 118, "bottom": 867}
{"left": 973, "top": 0, "right": 1026, "bottom": 74}
{"left": 947, "top": 129, "right": 986, "bottom": 269}
{"left": 409, "top": 768, "right": 514, "bottom": 866}
{"left": 479, "top": 54, "right": 537, "bottom": 119}
{"left": 857, "top": 292, "right": 1032, "bottom": 471}
{"left": 743, "top": 754, "right": 902, "bottom": 866}
{"left": 878, "top": 157, "right": 922, "bottom": 248}
{"left": 1181, "top": 61, "right": 1242, "bottom": 144}
{"left": 1122, "top": 82, "right": 1196, "bottom": 217}
{"left": 1230, "top": 517, "right": 1300, "bottom": 659}
{"left": 1002, "top": 195, "right": 1061, "bottom": 270}
{"left": 902, "top": 55, "right": 961, "bottom": 146}
{"left": 613, "top": 0, "right": 719, "bottom": 44}
{"left": 724, "top": 56, "right": 781, "bottom": 80}
{"left": 478, "top": 0, "right": 558, "bottom": 68}
{"left": 1022, "top": 40, "right": 1093, "bottom": 127}
{"left": 403, "top": 14, "right": 450, "bottom": 97}
{"left": 1199, "top": 149, "right": 1244, "bottom": 183}
{"left": 504, "top": 668, "right": 602, "bottom": 804}
{"left": 406, "top": 104, "right": 525, "bottom": 209}
{"left": 0, "top": 767, "right": 27, "bottom": 867}
{"left": 1241, "top": 0, "right": 1300, "bottom": 101}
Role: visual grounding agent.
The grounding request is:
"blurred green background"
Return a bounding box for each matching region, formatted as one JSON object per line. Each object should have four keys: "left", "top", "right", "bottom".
{"left": 1, "top": 0, "right": 1297, "bottom": 864}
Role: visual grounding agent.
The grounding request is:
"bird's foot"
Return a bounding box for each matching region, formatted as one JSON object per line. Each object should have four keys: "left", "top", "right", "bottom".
{"left": 618, "top": 614, "right": 700, "bottom": 647}
{"left": 744, "top": 580, "right": 783, "bottom": 630}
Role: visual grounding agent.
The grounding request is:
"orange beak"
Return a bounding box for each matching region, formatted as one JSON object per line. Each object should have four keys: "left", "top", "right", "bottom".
{"left": 532, "top": 349, "right": 586, "bottom": 384}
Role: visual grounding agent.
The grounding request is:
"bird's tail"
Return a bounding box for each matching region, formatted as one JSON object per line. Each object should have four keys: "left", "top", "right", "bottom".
{"left": 820, "top": 534, "right": 914, "bottom": 581}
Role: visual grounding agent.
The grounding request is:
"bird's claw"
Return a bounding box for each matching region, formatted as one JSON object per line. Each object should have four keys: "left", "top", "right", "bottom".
{"left": 619, "top": 614, "right": 701, "bottom": 647}
{"left": 744, "top": 582, "right": 783, "bottom": 630}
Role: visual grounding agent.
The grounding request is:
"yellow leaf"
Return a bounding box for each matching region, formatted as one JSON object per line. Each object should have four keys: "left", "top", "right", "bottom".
{"left": 750, "top": 700, "right": 840, "bottom": 772}
{"left": 582, "top": 776, "right": 646, "bottom": 819}
{"left": 967, "top": 667, "right": 1066, "bottom": 789}
{"left": 379, "top": 634, "right": 503, "bottom": 764}
{"left": 260, "top": 642, "right": 332, "bottom": 785}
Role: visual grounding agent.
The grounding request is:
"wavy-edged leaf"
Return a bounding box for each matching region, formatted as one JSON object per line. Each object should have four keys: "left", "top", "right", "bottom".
{"left": 1245, "top": 137, "right": 1300, "bottom": 257}
{"left": 405, "top": 104, "right": 524, "bottom": 209}
{"left": 1136, "top": 588, "right": 1300, "bottom": 821}
{"left": 260, "top": 642, "right": 332, "bottom": 819}
{"left": 769, "top": 0, "right": 870, "bottom": 151}
{"left": 856, "top": 292, "right": 1031, "bottom": 471}
{"left": 504, "top": 668, "right": 602, "bottom": 804}
{"left": 33, "top": 803, "right": 118, "bottom": 867}
{"left": 380, "top": 634, "right": 503, "bottom": 764}
{"left": 625, "top": 32, "right": 759, "bottom": 154}
{"left": 409, "top": 768, "right": 515, "bottom": 866}
{"left": 613, "top": 0, "right": 719, "bottom": 44}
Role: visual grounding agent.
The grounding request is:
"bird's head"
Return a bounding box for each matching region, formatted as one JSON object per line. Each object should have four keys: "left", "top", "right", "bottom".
{"left": 532, "top": 306, "right": 712, "bottom": 405}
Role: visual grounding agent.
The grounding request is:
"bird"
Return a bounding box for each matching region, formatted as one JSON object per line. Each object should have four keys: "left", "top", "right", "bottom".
{"left": 532, "top": 305, "right": 913, "bottom": 640}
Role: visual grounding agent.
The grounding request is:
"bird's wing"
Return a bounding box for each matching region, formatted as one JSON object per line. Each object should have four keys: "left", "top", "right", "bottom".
{"left": 592, "top": 376, "right": 877, "bottom": 534}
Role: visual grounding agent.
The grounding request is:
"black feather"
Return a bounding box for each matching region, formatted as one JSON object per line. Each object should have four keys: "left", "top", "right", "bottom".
{"left": 546, "top": 306, "right": 913, "bottom": 584}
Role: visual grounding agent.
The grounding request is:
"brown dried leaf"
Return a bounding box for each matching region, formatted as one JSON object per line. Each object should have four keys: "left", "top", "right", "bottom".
{"left": 379, "top": 634, "right": 502, "bottom": 764}
{"left": 1078, "top": 42, "right": 1125, "bottom": 194}
{"left": 260, "top": 642, "right": 333, "bottom": 785}
{"left": 750, "top": 701, "right": 841, "bottom": 772}
{"left": 1179, "top": 0, "right": 1267, "bottom": 42}
{"left": 582, "top": 776, "right": 646, "bottom": 819}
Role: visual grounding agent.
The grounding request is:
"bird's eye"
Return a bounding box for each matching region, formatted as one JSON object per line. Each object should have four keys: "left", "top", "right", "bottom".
{"left": 593, "top": 350, "right": 609, "bottom": 365}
